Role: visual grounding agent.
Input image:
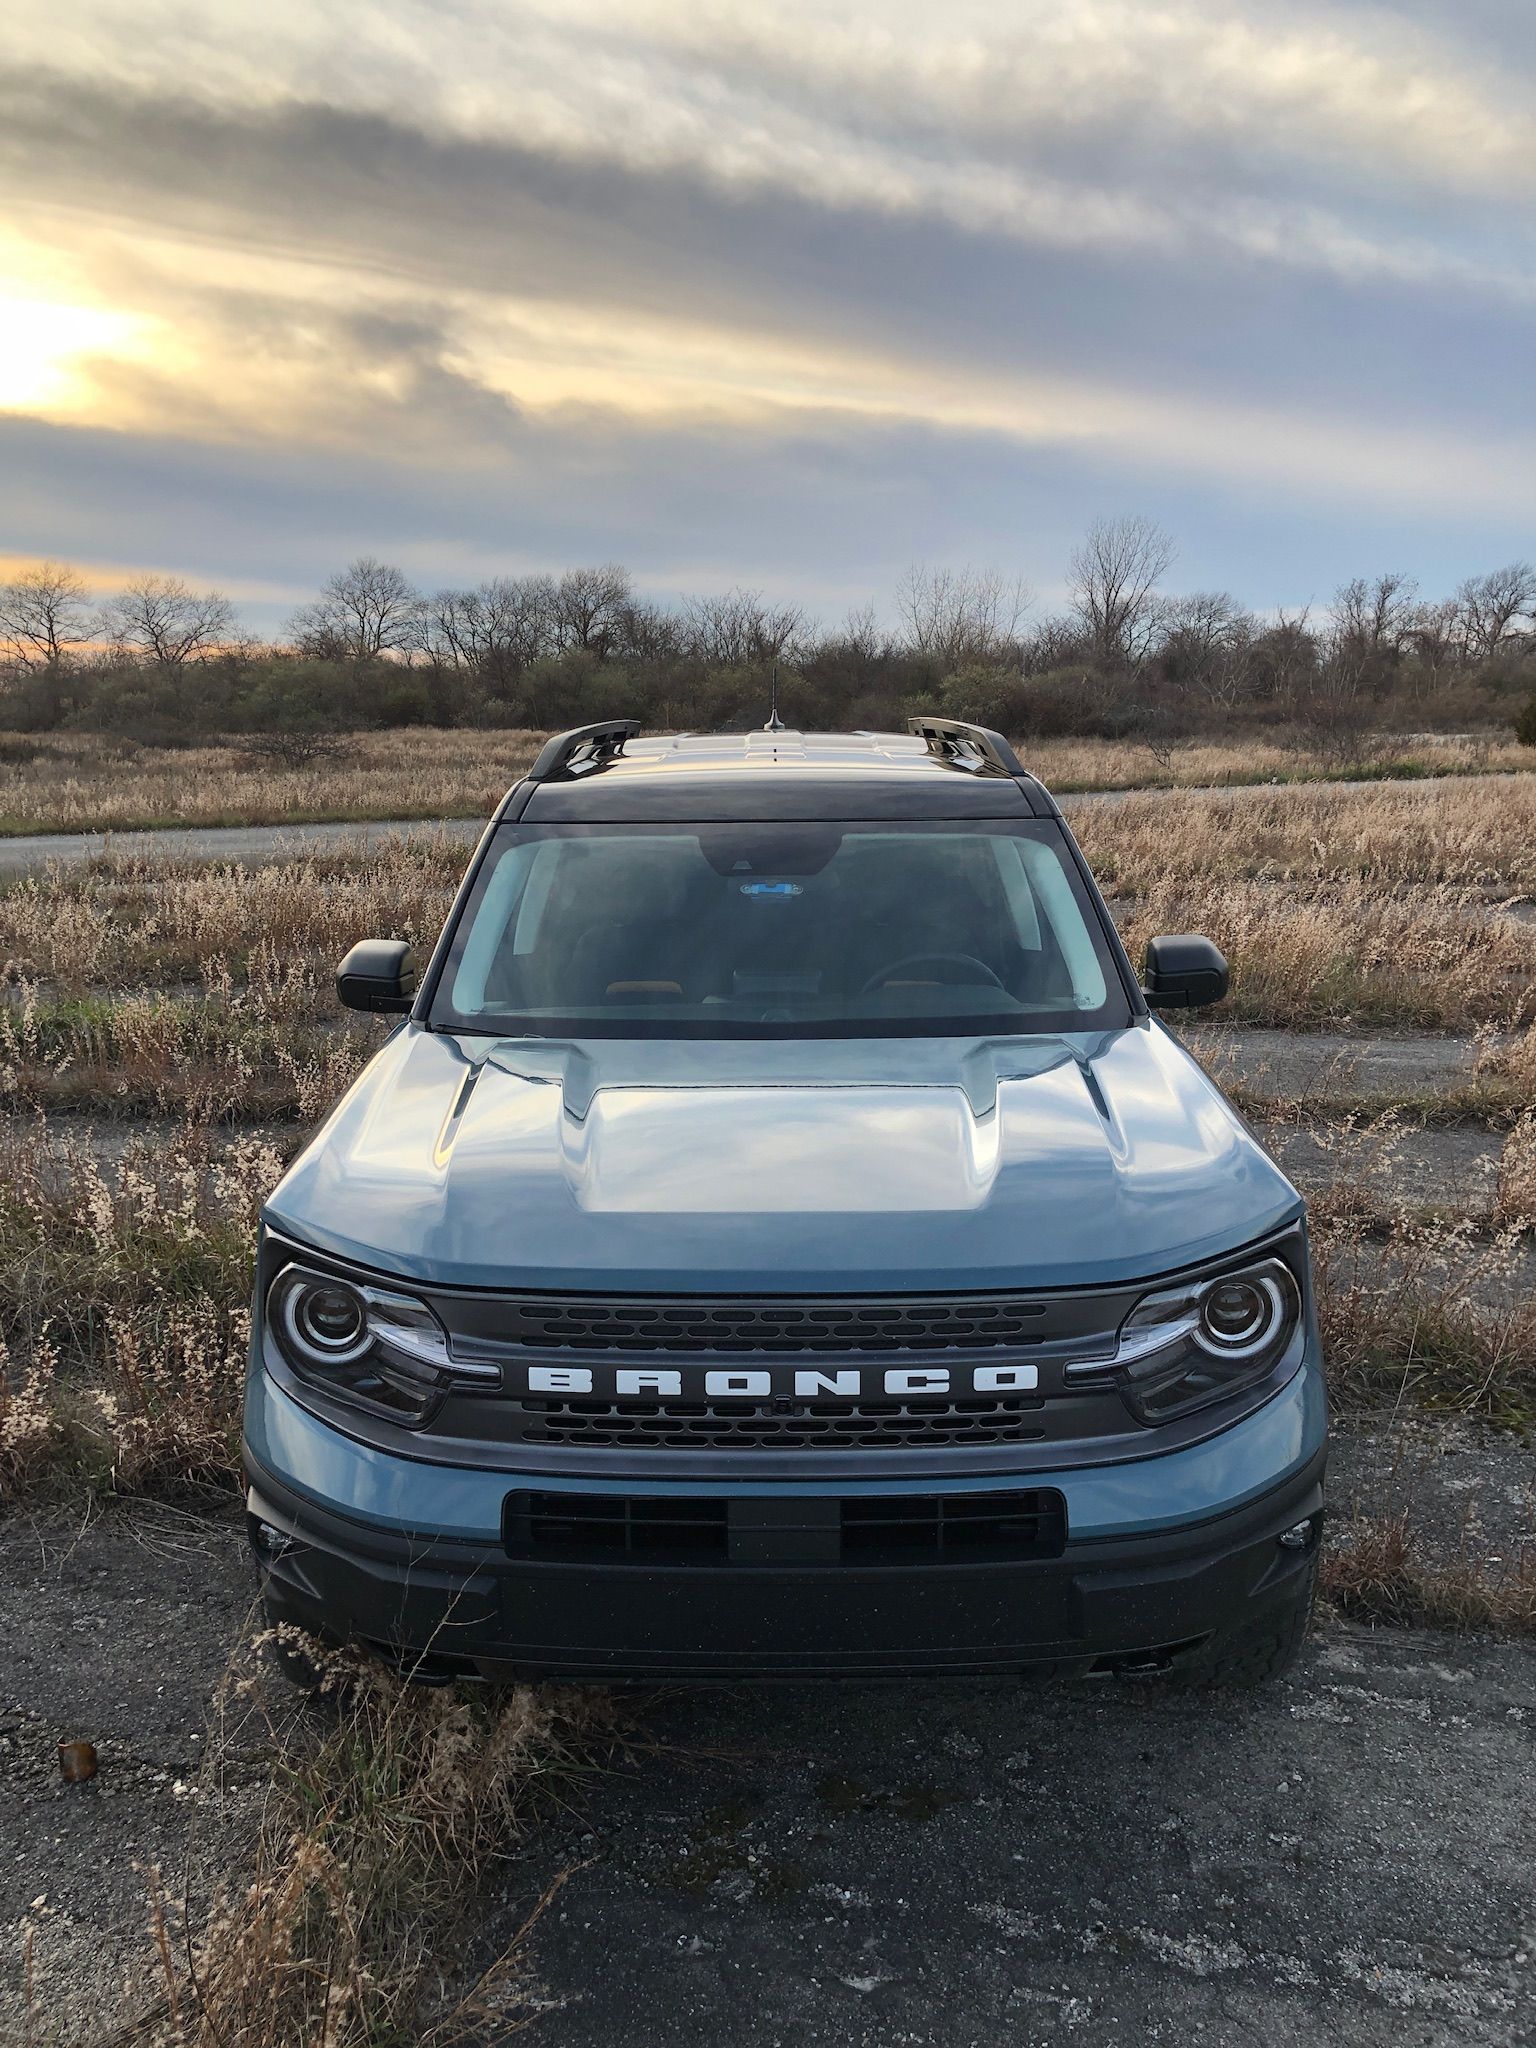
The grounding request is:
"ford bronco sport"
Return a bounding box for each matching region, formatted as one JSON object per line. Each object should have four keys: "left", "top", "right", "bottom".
{"left": 245, "top": 718, "right": 1325, "bottom": 1685}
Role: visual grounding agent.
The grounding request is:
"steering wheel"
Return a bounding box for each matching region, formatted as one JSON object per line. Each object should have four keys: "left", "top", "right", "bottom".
{"left": 862, "top": 951, "right": 1006, "bottom": 994}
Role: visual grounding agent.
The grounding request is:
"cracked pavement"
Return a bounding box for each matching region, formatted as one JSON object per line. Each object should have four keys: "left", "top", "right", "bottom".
{"left": 0, "top": 1482, "right": 1531, "bottom": 2044}
{"left": 492, "top": 1623, "right": 1535, "bottom": 2046}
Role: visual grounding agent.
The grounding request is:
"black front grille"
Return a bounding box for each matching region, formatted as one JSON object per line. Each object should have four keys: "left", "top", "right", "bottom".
{"left": 841, "top": 1491, "right": 1066, "bottom": 1559}
{"left": 496, "top": 1295, "right": 1051, "bottom": 1355}
{"left": 519, "top": 1395, "right": 1048, "bottom": 1449}
{"left": 503, "top": 1489, "right": 1067, "bottom": 1565}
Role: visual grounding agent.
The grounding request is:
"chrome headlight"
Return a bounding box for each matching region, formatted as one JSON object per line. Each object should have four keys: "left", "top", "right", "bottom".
{"left": 1105, "top": 1254, "right": 1303, "bottom": 1425}
{"left": 267, "top": 1263, "right": 491, "bottom": 1425}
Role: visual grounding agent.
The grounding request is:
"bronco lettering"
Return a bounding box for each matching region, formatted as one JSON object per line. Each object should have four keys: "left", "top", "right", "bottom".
{"left": 521, "top": 1363, "right": 1040, "bottom": 1398}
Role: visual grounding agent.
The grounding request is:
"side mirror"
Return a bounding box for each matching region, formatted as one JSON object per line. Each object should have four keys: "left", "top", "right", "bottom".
{"left": 337, "top": 938, "right": 417, "bottom": 1015}
{"left": 1142, "top": 934, "right": 1229, "bottom": 1010}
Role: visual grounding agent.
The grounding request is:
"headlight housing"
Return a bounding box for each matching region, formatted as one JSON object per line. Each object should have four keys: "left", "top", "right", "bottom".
{"left": 1085, "top": 1252, "right": 1304, "bottom": 1426}
{"left": 267, "top": 1263, "right": 494, "bottom": 1426}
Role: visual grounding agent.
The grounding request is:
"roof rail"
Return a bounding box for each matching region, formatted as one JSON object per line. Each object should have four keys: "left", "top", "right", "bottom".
{"left": 526, "top": 719, "right": 643, "bottom": 783}
{"left": 907, "top": 716, "right": 1023, "bottom": 777}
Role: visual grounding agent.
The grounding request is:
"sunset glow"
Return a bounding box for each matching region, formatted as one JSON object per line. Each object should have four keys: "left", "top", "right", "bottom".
{"left": 0, "top": 1, "right": 1530, "bottom": 623}
{"left": 0, "top": 293, "right": 147, "bottom": 415}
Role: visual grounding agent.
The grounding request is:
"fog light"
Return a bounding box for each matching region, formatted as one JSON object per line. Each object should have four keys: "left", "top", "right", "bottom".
{"left": 253, "top": 1519, "right": 295, "bottom": 1561}
{"left": 1278, "top": 1519, "right": 1314, "bottom": 1551}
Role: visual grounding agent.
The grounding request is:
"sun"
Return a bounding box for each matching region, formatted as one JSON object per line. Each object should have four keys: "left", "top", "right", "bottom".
{"left": 0, "top": 293, "right": 147, "bottom": 413}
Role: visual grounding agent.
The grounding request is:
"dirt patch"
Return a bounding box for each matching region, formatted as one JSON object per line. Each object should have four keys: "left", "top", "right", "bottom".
{"left": 1331, "top": 1415, "right": 1536, "bottom": 1571}
{"left": 1259, "top": 1119, "right": 1502, "bottom": 1214}
{"left": 1178, "top": 1024, "right": 1484, "bottom": 1100}
{"left": 0, "top": 1504, "right": 261, "bottom": 2043}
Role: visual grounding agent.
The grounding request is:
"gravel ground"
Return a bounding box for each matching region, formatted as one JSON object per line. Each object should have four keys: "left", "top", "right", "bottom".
{"left": 1258, "top": 1119, "right": 1502, "bottom": 1213}
{"left": 493, "top": 1621, "right": 1535, "bottom": 2048}
{"left": 1331, "top": 1415, "right": 1536, "bottom": 1565}
{"left": 1, "top": 1423, "right": 1531, "bottom": 2045}
{"left": 0, "top": 1504, "right": 263, "bottom": 2044}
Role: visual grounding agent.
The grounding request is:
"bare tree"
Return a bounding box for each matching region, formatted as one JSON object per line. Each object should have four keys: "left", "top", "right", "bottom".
{"left": 609, "top": 595, "right": 684, "bottom": 664}
{"left": 1155, "top": 591, "right": 1256, "bottom": 708}
{"left": 841, "top": 603, "right": 885, "bottom": 664}
{"left": 1247, "top": 606, "right": 1317, "bottom": 705}
{"left": 682, "top": 588, "right": 808, "bottom": 667}
{"left": 895, "top": 565, "right": 1030, "bottom": 669}
{"left": 0, "top": 561, "right": 92, "bottom": 671}
{"left": 1321, "top": 572, "right": 1419, "bottom": 712}
{"left": 1404, "top": 596, "right": 1463, "bottom": 692}
{"left": 99, "top": 575, "right": 236, "bottom": 667}
{"left": 1331, "top": 572, "right": 1418, "bottom": 657}
{"left": 551, "top": 565, "right": 632, "bottom": 655}
{"left": 1067, "top": 516, "right": 1176, "bottom": 664}
{"left": 289, "top": 558, "right": 422, "bottom": 660}
{"left": 1456, "top": 562, "right": 1536, "bottom": 661}
{"left": 426, "top": 576, "right": 553, "bottom": 683}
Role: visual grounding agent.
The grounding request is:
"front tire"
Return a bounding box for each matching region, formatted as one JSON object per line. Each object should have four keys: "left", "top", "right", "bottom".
{"left": 1173, "top": 1560, "right": 1317, "bottom": 1689}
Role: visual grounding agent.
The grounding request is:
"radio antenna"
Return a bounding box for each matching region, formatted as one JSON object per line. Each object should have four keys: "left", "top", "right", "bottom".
{"left": 763, "top": 662, "right": 786, "bottom": 732}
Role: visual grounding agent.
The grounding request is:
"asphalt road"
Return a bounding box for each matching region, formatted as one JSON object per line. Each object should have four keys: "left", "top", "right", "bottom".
{"left": 2, "top": 769, "right": 1529, "bottom": 875}
{"left": 494, "top": 1625, "right": 1536, "bottom": 2047}
{"left": 0, "top": 814, "right": 483, "bottom": 875}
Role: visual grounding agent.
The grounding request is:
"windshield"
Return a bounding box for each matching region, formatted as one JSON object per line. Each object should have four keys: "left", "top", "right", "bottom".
{"left": 431, "top": 819, "right": 1132, "bottom": 1039}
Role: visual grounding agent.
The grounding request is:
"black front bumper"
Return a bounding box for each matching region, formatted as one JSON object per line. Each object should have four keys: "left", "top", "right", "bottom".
{"left": 247, "top": 1450, "right": 1325, "bottom": 1681}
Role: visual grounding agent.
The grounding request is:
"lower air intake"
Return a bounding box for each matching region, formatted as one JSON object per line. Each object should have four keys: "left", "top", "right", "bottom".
{"left": 503, "top": 1489, "right": 1067, "bottom": 1566}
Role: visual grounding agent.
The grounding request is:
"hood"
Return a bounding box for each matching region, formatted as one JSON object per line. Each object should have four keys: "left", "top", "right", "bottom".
{"left": 266, "top": 1021, "right": 1300, "bottom": 1294}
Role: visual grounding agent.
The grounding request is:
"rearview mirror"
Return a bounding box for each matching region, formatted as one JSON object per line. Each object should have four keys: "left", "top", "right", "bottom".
{"left": 337, "top": 938, "right": 417, "bottom": 1015}
{"left": 1142, "top": 934, "right": 1229, "bottom": 1010}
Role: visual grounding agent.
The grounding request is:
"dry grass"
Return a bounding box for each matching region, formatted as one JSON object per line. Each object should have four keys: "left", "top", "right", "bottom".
{"left": 0, "top": 838, "right": 469, "bottom": 1117}
{"left": 1126, "top": 879, "right": 1536, "bottom": 1030}
{"left": 0, "top": 1110, "right": 619, "bottom": 2048}
{"left": 1322, "top": 1510, "right": 1536, "bottom": 1636}
{"left": 0, "top": 1118, "right": 274, "bottom": 1502}
{"left": 1308, "top": 1118, "right": 1536, "bottom": 1427}
{"left": 1031, "top": 731, "right": 1535, "bottom": 794}
{"left": 1076, "top": 776, "right": 1536, "bottom": 1029}
{"left": 0, "top": 730, "right": 546, "bottom": 835}
{"left": 0, "top": 729, "right": 1530, "bottom": 838}
{"left": 106, "top": 1658, "right": 615, "bottom": 2048}
{"left": 3, "top": 776, "right": 1536, "bottom": 1123}
{"left": 0, "top": 838, "right": 467, "bottom": 992}
{"left": 1076, "top": 771, "right": 1536, "bottom": 896}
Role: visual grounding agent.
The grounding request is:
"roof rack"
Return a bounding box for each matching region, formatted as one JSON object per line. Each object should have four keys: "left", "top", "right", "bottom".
{"left": 907, "top": 716, "right": 1023, "bottom": 777}
{"left": 526, "top": 719, "right": 643, "bottom": 783}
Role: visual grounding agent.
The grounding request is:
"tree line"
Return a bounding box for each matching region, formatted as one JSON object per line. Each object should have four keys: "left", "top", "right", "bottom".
{"left": 3, "top": 520, "right": 1533, "bottom": 750}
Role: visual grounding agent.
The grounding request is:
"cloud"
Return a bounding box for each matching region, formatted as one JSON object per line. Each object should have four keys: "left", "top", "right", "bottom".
{"left": 3, "top": 403, "right": 1525, "bottom": 635}
{"left": 1, "top": 66, "right": 1530, "bottom": 512}
{"left": 5, "top": 1, "right": 1532, "bottom": 293}
{"left": 0, "top": 2, "right": 1529, "bottom": 605}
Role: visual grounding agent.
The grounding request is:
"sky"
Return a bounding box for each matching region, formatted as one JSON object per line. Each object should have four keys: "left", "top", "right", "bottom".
{"left": 1, "top": 0, "right": 1532, "bottom": 634}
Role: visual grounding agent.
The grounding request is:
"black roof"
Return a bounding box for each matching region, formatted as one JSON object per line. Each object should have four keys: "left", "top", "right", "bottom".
{"left": 509, "top": 730, "right": 1056, "bottom": 823}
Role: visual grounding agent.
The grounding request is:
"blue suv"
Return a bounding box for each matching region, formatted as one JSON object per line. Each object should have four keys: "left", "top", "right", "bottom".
{"left": 245, "top": 719, "right": 1325, "bottom": 1686}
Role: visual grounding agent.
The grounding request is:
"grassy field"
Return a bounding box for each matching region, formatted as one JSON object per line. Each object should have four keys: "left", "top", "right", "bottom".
{"left": 3, "top": 778, "right": 1536, "bottom": 1133}
{"left": 0, "top": 728, "right": 547, "bottom": 834}
{"left": 1, "top": 727, "right": 1533, "bottom": 835}
{"left": 1075, "top": 775, "right": 1536, "bottom": 1030}
{"left": 2, "top": 775, "right": 1535, "bottom": 1485}
{"left": 4, "top": 767, "right": 1535, "bottom": 2045}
